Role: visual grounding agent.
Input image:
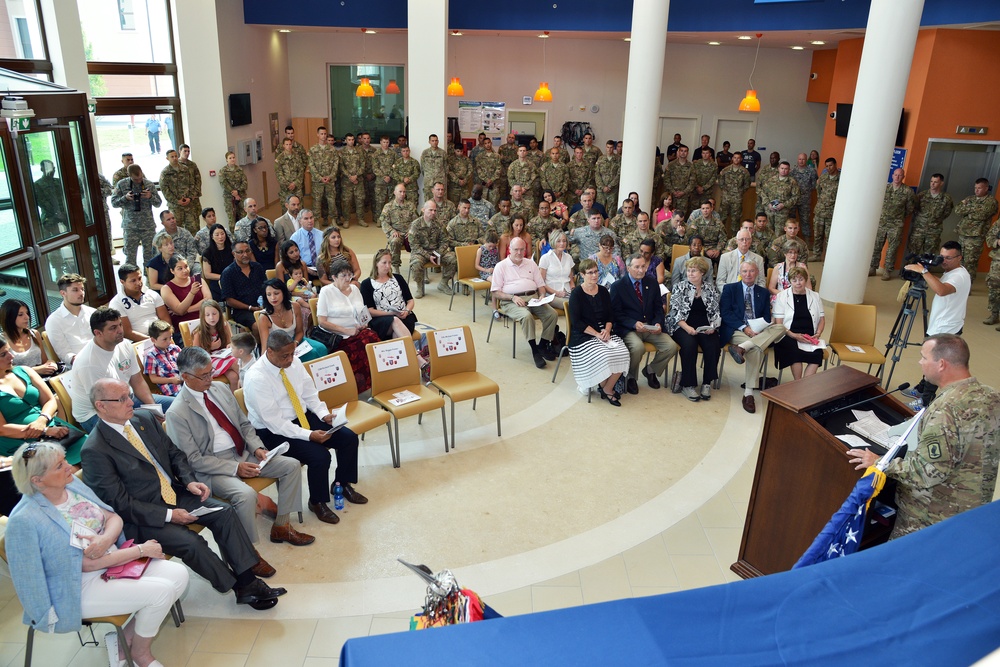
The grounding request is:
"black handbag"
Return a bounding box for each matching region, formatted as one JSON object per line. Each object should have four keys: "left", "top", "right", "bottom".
{"left": 309, "top": 327, "right": 343, "bottom": 354}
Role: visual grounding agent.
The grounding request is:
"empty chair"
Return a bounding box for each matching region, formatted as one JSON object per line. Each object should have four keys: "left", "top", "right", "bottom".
{"left": 448, "top": 244, "right": 493, "bottom": 322}
{"left": 827, "top": 302, "right": 887, "bottom": 379}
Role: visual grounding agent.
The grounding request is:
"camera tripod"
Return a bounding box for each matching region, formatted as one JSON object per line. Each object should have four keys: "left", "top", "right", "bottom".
{"left": 883, "top": 283, "right": 928, "bottom": 388}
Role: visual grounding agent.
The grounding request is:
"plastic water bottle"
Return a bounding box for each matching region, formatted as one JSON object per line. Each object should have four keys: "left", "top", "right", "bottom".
{"left": 333, "top": 483, "right": 344, "bottom": 511}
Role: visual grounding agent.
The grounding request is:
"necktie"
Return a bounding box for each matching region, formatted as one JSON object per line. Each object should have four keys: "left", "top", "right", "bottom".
{"left": 740, "top": 254, "right": 745, "bottom": 265}
{"left": 280, "top": 368, "right": 310, "bottom": 429}
{"left": 204, "top": 392, "right": 245, "bottom": 456}
{"left": 307, "top": 231, "right": 317, "bottom": 265}
{"left": 123, "top": 423, "right": 177, "bottom": 505}
{"left": 744, "top": 286, "right": 754, "bottom": 323}
{"left": 633, "top": 279, "right": 643, "bottom": 304}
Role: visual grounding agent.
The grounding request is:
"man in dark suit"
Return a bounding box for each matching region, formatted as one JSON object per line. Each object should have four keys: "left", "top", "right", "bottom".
{"left": 81, "top": 378, "right": 286, "bottom": 610}
{"left": 719, "top": 261, "right": 787, "bottom": 413}
{"left": 610, "top": 252, "right": 678, "bottom": 394}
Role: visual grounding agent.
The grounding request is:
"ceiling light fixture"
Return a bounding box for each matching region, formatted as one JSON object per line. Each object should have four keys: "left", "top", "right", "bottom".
{"left": 448, "top": 32, "right": 465, "bottom": 96}
{"left": 386, "top": 79, "right": 400, "bottom": 95}
{"left": 708, "top": 41, "right": 721, "bottom": 46}
{"left": 355, "top": 29, "right": 375, "bottom": 98}
{"left": 365, "top": 29, "right": 377, "bottom": 34}
{"left": 538, "top": 32, "right": 549, "bottom": 38}
{"left": 623, "top": 37, "right": 631, "bottom": 42}
{"left": 278, "top": 29, "right": 291, "bottom": 33}
{"left": 534, "top": 31, "right": 553, "bottom": 102}
{"left": 739, "top": 33, "right": 763, "bottom": 113}
{"left": 791, "top": 46, "right": 805, "bottom": 50}
{"left": 451, "top": 30, "right": 463, "bottom": 36}
{"left": 738, "top": 35, "right": 753, "bottom": 40}
{"left": 810, "top": 40, "right": 826, "bottom": 45}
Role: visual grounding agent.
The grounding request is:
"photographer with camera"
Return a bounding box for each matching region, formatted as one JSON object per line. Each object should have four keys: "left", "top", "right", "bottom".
{"left": 111, "top": 163, "right": 161, "bottom": 268}
{"left": 902, "top": 240, "right": 970, "bottom": 408}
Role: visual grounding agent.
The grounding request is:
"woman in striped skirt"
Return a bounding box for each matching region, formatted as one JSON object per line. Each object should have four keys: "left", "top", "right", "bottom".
{"left": 568, "top": 258, "right": 631, "bottom": 406}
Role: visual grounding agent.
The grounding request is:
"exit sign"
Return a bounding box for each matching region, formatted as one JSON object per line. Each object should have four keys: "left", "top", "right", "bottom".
{"left": 11, "top": 117, "right": 29, "bottom": 131}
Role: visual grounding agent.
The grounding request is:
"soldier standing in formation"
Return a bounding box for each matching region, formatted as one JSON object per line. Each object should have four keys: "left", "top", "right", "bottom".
{"left": 447, "top": 144, "right": 473, "bottom": 204}
{"left": 178, "top": 144, "right": 203, "bottom": 236}
{"left": 663, "top": 145, "right": 695, "bottom": 220}
{"left": 275, "top": 137, "right": 306, "bottom": 216}
{"left": 954, "top": 177, "right": 999, "bottom": 281}
{"left": 870, "top": 167, "right": 917, "bottom": 280}
{"left": 550, "top": 135, "right": 571, "bottom": 164}
{"left": 308, "top": 127, "right": 340, "bottom": 228}
{"left": 379, "top": 183, "right": 418, "bottom": 275}
{"left": 497, "top": 134, "right": 519, "bottom": 201}
{"left": 595, "top": 140, "right": 620, "bottom": 216}
{"left": 540, "top": 146, "right": 569, "bottom": 205}
{"left": 909, "top": 172, "right": 954, "bottom": 258}
{"left": 789, "top": 153, "right": 818, "bottom": 240}
{"left": 568, "top": 146, "right": 595, "bottom": 209}
{"left": 691, "top": 147, "right": 719, "bottom": 214}
{"left": 420, "top": 133, "right": 447, "bottom": 203}
{"left": 372, "top": 135, "right": 398, "bottom": 217}
{"left": 580, "top": 132, "right": 600, "bottom": 168}
{"left": 754, "top": 152, "right": 781, "bottom": 215}
{"left": 718, "top": 152, "right": 751, "bottom": 233}
{"left": 159, "top": 149, "right": 199, "bottom": 236}
{"left": 811, "top": 157, "right": 840, "bottom": 260}
{"left": 983, "top": 218, "right": 1000, "bottom": 327}
{"left": 339, "top": 133, "right": 368, "bottom": 228}
{"left": 218, "top": 150, "right": 247, "bottom": 229}
{"left": 391, "top": 145, "right": 421, "bottom": 204}
{"left": 759, "top": 161, "right": 800, "bottom": 237}
{"left": 473, "top": 137, "right": 502, "bottom": 206}
{"left": 507, "top": 146, "right": 538, "bottom": 211}
{"left": 358, "top": 132, "right": 377, "bottom": 217}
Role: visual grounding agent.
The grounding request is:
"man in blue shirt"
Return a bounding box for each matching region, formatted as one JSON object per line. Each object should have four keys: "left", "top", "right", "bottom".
{"left": 290, "top": 209, "right": 324, "bottom": 268}
{"left": 221, "top": 240, "right": 266, "bottom": 334}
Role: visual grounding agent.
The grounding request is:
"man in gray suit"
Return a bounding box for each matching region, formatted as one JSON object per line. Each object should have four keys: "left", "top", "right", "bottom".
{"left": 273, "top": 194, "right": 301, "bottom": 250}
{"left": 165, "top": 347, "right": 314, "bottom": 576}
{"left": 82, "top": 378, "right": 286, "bottom": 610}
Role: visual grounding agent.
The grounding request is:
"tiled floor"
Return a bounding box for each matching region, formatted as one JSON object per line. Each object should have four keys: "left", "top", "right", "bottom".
{"left": 4, "top": 204, "right": 1000, "bottom": 665}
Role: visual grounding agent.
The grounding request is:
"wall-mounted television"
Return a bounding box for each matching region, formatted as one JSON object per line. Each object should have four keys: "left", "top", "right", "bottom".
{"left": 835, "top": 103, "right": 907, "bottom": 147}
{"left": 229, "top": 93, "right": 252, "bottom": 127}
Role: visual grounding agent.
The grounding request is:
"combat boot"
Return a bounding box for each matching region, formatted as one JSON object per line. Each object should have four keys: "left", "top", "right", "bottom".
{"left": 983, "top": 312, "right": 999, "bottom": 326}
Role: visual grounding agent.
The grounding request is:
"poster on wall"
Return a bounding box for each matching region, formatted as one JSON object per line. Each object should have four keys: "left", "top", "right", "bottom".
{"left": 888, "top": 148, "right": 906, "bottom": 183}
{"left": 458, "top": 101, "right": 506, "bottom": 134}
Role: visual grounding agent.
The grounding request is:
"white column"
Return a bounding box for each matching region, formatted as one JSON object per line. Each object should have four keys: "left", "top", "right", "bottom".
{"left": 619, "top": 0, "right": 670, "bottom": 213}
{"left": 171, "top": 0, "right": 227, "bottom": 219}
{"left": 820, "top": 0, "right": 924, "bottom": 304}
{"left": 407, "top": 0, "right": 447, "bottom": 205}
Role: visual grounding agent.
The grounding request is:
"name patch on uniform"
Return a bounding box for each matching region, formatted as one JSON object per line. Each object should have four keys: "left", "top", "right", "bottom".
{"left": 927, "top": 442, "right": 942, "bottom": 460}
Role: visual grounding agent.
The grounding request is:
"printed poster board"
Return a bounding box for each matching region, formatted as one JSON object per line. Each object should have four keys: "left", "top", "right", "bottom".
{"left": 374, "top": 339, "right": 409, "bottom": 373}
{"left": 309, "top": 354, "right": 347, "bottom": 389}
{"left": 433, "top": 327, "right": 467, "bottom": 357}
{"left": 458, "top": 101, "right": 506, "bottom": 134}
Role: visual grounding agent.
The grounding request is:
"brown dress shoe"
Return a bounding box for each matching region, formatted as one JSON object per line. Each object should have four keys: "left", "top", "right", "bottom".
{"left": 341, "top": 484, "right": 369, "bottom": 505}
{"left": 308, "top": 501, "right": 340, "bottom": 524}
{"left": 252, "top": 552, "right": 276, "bottom": 578}
{"left": 742, "top": 395, "right": 756, "bottom": 414}
{"left": 270, "top": 523, "right": 316, "bottom": 546}
{"left": 256, "top": 494, "right": 278, "bottom": 521}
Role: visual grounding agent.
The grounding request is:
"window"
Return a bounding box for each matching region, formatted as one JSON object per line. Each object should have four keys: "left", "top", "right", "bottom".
{"left": 118, "top": 0, "right": 135, "bottom": 30}
{"left": 79, "top": 0, "right": 173, "bottom": 64}
{"left": 0, "top": 0, "right": 50, "bottom": 76}
{"left": 328, "top": 65, "right": 405, "bottom": 141}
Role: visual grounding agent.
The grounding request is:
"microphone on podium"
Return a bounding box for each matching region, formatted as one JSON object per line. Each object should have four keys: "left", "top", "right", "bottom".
{"left": 815, "top": 382, "right": 911, "bottom": 419}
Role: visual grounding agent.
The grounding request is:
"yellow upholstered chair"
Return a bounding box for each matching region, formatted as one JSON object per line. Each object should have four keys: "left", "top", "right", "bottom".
{"left": 669, "top": 244, "right": 689, "bottom": 271}
{"left": 426, "top": 326, "right": 500, "bottom": 449}
{"left": 40, "top": 331, "right": 59, "bottom": 363}
{"left": 366, "top": 337, "right": 447, "bottom": 468}
{"left": 48, "top": 375, "right": 77, "bottom": 427}
{"left": 133, "top": 341, "right": 162, "bottom": 396}
{"left": 448, "top": 245, "right": 492, "bottom": 322}
{"left": 827, "top": 303, "right": 887, "bottom": 379}
{"left": 308, "top": 297, "right": 319, "bottom": 328}
{"left": 303, "top": 351, "right": 392, "bottom": 451}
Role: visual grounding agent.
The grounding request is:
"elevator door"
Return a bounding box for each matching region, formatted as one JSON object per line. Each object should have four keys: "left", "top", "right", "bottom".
{"left": 919, "top": 140, "right": 1000, "bottom": 243}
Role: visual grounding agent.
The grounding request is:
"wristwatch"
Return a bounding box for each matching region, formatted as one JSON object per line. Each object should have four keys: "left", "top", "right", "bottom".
{"left": 922, "top": 267, "right": 928, "bottom": 274}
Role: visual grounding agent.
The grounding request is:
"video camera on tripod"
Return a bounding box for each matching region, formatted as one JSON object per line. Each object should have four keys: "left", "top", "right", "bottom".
{"left": 900, "top": 252, "right": 943, "bottom": 285}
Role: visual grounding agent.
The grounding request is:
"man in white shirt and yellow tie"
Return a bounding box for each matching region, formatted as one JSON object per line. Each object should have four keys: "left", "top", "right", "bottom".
{"left": 244, "top": 330, "right": 367, "bottom": 525}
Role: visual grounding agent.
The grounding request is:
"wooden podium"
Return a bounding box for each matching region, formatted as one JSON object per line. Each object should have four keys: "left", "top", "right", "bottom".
{"left": 731, "top": 366, "right": 912, "bottom": 579}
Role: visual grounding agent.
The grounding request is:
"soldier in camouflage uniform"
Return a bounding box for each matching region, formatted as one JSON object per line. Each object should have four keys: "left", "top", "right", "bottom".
{"left": 567, "top": 147, "right": 595, "bottom": 209}
{"left": 112, "top": 152, "right": 133, "bottom": 187}
{"left": 447, "top": 145, "right": 473, "bottom": 204}
{"left": 620, "top": 211, "right": 661, "bottom": 261}
{"left": 580, "top": 133, "right": 600, "bottom": 169}
{"left": 551, "top": 135, "right": 571, "bottom": 164}
{"left": 984, "top": 221, "right": 1000, "bottom": 326}
{"left": 609, "top": 198, "right": 638, "bottom": 239}
{"left": 111, "top": 164, "right": 161, "bottom": 268}
{"left": 954, "top": 177, "right": 999, "bottom": 281}
{"left": 725, "top": 219, "right": 755, "bottom": 252}
{"left": 426, "top": 181, "right": 456, "bottom": 231}
{"left": 767, "top": 219, "right": 809, "bottom": 268}
{"left": 686, "top": 201, "right": 727, "bottom": 263}
{"left": 656, "top": 214, "right": 688, "bottom": 267}
{"left": 568, "top": 210, "right": 616, "bottom": 264}
{"left": 759, "top": 161, "right": 800, "bottom": 237}
{"left": 472, "top": 138, "right": 502, "bottom": 206}
{"left": 392, "top": 145, "right": 421, "bottom": 203}
{"left": 789, "top": 153, "right": 818, "bottom": 239}
{"left": 718, "top": 152, "right": 751, "bottom": 233}
{"left": 870, "top": 168, "right": 917, "bottom": 279}
{"left": 540, "top": 147, "right": 569, "bottom": 203}
{"left": 469, "top": 184, "right": 495, "bottom": 226}
{"left": 370, "top": 135, "right": 397, "bottom": 218}
{"left": 595, "top": 140, "right": 620, "bottom": 215}
{"left": 218, "top": 151, "right": 248, "bottom": 228}
{"left": 651, "top": 155, "right": 665, "bottom": 212}
{"left": 526, "top": 137, "right": 545, "bottom": 171}
{"left": 690, "top": 147, "right": 719, "bottom": 213}
{"left": 408, "top": 201, "right": 451, "bottom": 298}
{"left": 339, "top": 133, "right": 368, "bottom": 228}
{"left": 420, "top": 134, "right": 447, "bottom": 203}
{"left": 663, "top": 146, "right": 695, "bottom": 220}
{"left": 380, "top": 184, "right": 418, "bottom": 274}
{"left": 469, "top": 133, "right": 487, "bottom": 170}
{"left": 442, "top": 200, "right": 483, "bottom": 292}
{"left": 528, "top": 200, "right": 559, "bottom": 245}
{"left": 358, "top": 132, "right": 377, "bottom": 216}
{"left": 755, "top": 152, "right": 781, "bottom": 215}
{"left": 159, "top": 150, "right": 199, "bottom": 236}
{"left": 178, "top": 144, "right": 203, "bottom": 235}
{"left": 508, "top": 185, "right": 533, "bottom": 225}
{"left": 308, "top": 127, "right": 340, "bottom": 228}
{"left": 847, "top": 335, "right": 999, "bottom": 540}
{"left": 811, "top": 157, "right": 840, "bottom": 260}
{"left": 283, "top": 126, "right": 308, "bottom": 164}
{"left": 909, "top": 173, "right": 954, "bottom": 258}
{"left": 98, "top": 173, "right": 114, "bottom": 261}
{"left": 275, "top": 137, "right": 307, "bottom": 217}
{"left": 488, "top": 199, "right": 513, "bottom": 237}
{"left": 497, "top": 134, "right": 519, "bottom": 201}
{"left": 507, "top": 146, "right": 538, "bottom": 211}
{"left": 568, "top": 192, "right": 598, "bottom": 231}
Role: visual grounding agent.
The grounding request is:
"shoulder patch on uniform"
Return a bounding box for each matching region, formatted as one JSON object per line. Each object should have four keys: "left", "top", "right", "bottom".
{"left": 927, "top": 442, "right": 942, "bottom": 460}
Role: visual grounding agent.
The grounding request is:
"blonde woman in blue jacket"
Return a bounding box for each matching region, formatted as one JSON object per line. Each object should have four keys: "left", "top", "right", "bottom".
{"left": 6, "top": 441, "right": 188, "bottom": 667}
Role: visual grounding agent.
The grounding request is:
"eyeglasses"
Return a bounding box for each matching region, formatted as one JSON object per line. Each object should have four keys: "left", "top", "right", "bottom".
{"left": 183, "top": 370, "right": 214, "bottom": 382}
{"left": 21, "top": 443, "right": 37, "bottom": 460}
{"left": 97, "top": 395, "right": 131, "bottom": 404}
{"left": 583, "top": 269, "right": 600, "bottom": 275}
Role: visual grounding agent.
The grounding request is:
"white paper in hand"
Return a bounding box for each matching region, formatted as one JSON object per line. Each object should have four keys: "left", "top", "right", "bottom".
{"left": 748, "top": 318, "right": 769, "bottom": 334}
{"left": 189, "top": 505, "right": 224, "bottom": 517}
{"left": 136, "top": 403, "right": 164, "bottom": 416}
{"left": 324, "top": 404, "right": 349, "bottom": 435}
{"left": 527, "top": 294, "right": 555, "bottom": 307}
{"left": 259, "top": 442, "right": 290, "bottom": 469}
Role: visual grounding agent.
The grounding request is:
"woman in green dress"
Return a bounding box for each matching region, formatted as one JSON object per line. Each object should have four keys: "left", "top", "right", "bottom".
{"left": 0, "top": 334, "right": 84, "bottom": 515}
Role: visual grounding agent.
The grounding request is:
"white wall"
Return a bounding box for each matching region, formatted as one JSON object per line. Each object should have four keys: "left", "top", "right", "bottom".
{"left": 284, "top": 32, "right": 826, "bottom": 159}
{"left": 216, "top": 0, "right": 291, "bottom": 209}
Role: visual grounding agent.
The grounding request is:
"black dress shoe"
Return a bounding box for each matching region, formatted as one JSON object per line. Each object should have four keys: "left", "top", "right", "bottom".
{"left": 626, "top": 377, "right": 639, "bottom": 395}
{"left": 598, "top": 387, "right": 621, "bottom": 407}
{"left": 532, "top": 349, "right": 547, "bottom": 369}
{"left": 341, "top": 484, "right": 369, "bottom": 505}
{"left": 643, "top": 365, "right": 661, "bottom": 389}
{"left": 249, "top": 598, "right": 278, "bottom": 610}
{"left": 540, "top": 340, "right": 557, "bottom": 361}
{"left": 235, "top": 578, "right": 285, "bottom": 606}
{"left": 308, "top": 501, "right": 340, "bottom": 524}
